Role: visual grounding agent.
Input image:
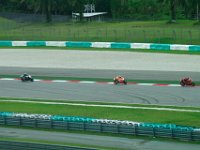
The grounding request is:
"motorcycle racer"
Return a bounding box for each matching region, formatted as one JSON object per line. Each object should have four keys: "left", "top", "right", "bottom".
{"left": 113, "top": 75, "right": 127, "bottom": 85}
{"left": 20, "top": 73, "right": 34, "bottom": 82}
{"left": 180, "top": 77, "right": 195, "bottom": 87}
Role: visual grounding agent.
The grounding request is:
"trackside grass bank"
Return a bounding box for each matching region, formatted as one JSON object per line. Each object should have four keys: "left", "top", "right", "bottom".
{"left": 0, "top": 98, "right": 200, "bottom": 127}
{"left": 0, "top": 18, "right": 199, "bottom": 45}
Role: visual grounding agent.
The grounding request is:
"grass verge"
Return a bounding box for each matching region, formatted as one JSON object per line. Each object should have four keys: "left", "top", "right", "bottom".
{"left": 0, "top": 18, "right": 199, "bottom": 45}
{"left": 0, "top": 98, "right": 200, "bottom": 127}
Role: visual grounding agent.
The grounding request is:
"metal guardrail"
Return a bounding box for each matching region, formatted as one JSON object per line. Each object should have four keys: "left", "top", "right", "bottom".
{"left": 0, "top": 141, "right": 97, "bottom": 150}
{"left": 0, "top": 116, "right": 200, "bottom": 141}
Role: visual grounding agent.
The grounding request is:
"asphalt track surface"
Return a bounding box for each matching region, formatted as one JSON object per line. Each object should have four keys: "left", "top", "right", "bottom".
{"left": 1, "top": 49, "right": 200, "bottom": 149}
{"left": 1, "top": 127, "right": 200, "bottom": 150}
{"left": 0, "top": 77, "right": 200, "bottom": 107}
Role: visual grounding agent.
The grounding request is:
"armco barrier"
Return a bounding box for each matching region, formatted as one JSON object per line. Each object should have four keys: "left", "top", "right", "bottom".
{"left": 0, "top": 116, "right": 200, "bottom": 141}
{"left": 0, "top": 40, "right": 199, "bottom": 51}
{"left": 0, "top": 141, "right": 97, "bottom": 150}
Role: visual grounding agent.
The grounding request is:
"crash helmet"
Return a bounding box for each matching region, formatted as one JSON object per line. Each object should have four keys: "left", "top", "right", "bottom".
{"left": 118, "top": 75, "right": 123, "bottom": 78}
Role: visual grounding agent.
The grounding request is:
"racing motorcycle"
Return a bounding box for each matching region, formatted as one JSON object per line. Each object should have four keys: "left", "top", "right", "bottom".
{"left": 20, "top": 74, "right": 34, "bottom": 82}
{"left": 180, "top": 77, "right": 195, "bottom": 87}
{"left": 113, "top": 76, "right": 127, "bottom": 85}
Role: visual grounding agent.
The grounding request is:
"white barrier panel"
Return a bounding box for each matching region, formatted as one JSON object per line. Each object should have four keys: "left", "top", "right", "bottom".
{"left": 93, "top": 119, "right": 140, "bottom": 126}
{"left": 46, "top": 41, "right": 66, "bottom": 47}
{"left": 12, "top": 113, "right": 51, "bottom": 120}
{"left": 131, "top": 43, "right": 151, "bottom": 49}
{"left": 12, "top": 41, "right": 27, "bottom": 46}
{"left": 91, "top": 42, "right": 111, "bottom": 48}
{"left": 170, "top": 44, "right": 190, "bottom": 51}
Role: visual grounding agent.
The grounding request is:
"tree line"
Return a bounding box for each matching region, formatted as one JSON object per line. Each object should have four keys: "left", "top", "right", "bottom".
{"left": 0, "top": 0, "right": 199, "bottom": 22}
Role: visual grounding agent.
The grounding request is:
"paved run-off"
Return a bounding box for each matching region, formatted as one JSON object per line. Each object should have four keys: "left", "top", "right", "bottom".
{"left": 0, "top": 49, "right": 200, "bottom": 72}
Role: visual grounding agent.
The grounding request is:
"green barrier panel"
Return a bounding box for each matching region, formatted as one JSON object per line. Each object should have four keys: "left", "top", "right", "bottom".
{"left": 27, "top": 41, "right": 46, "bottom": 46}
{"left": 66, "top": 42, "right": 92, "bottom": 48}
{"left": 140, "top": 123, "right": 195, "bottom": 131}
{"left": 51, "top": 116, "right": 95, "bottom": 123}
{"left": 0, "top": 41, "right": 12, "bottom": 46}
{"left": 139, "top": 123, "right": 176, "bottom": 129}
{"left": 0, "top": 112, "right": 14, "bottom": 117}
{"left": 175, "top": 125, "right": 195, "bottom": 131}
{"left": 150, "top": 44, "right": 170, "bottom": 50}
{"left": 111, "top": 42, "right": 131, "bottom": 49}
{"left": 189, "top": 46, "right": 200, "bottom": 52}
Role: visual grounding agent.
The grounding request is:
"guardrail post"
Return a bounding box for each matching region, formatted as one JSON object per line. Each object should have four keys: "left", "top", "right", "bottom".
{"left": 50, "top": 120, "right": 53, "bottom": 129}
{"left": 35, "top": 119, "right": 37, "bottom": 128}
{"left": 83, "top": 122, "right": 86, "bottom": 131}
{"left": 4, "top": 116, "right": 7, "bottom": 125}
{"left": 134, "top": 125, "right": 138, "bottom": 136}
{"left": 19, "top": 117, "right": 22, "bottom": 126}
{"left": 65, "top": 122, "right": 69, "bottom": 130}
{"left": 117, "top": 124, "right": 120, "bottom": 134}
{"left": 190, "top": 131, "right": 193, "bottom": 141}
{"left": 171, "top": 129, "right": 175, "bottom": 139}
{"left": 153, "top": 127, "right": 156, "bottom": 138}
{"left": 100, "top": 123, "right": 102, "bottom": 133}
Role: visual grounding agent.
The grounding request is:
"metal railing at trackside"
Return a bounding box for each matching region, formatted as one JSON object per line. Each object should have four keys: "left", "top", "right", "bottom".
{"left": 0, "top": 116, "right": 200, "bottom": 141}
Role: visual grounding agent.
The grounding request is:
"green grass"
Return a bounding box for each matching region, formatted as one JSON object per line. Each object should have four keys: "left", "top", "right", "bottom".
{"left": 0, "top": 100, "right": 200, "bottom": 127}
{"left": 1, "top": 97, "right": 200, "bottom": 111}
{"left": 0, "top": 17, "right": 199, "bottom": 45}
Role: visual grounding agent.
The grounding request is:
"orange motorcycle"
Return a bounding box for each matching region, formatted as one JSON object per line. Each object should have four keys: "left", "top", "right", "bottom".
{"left": 113, "top": 76, "right": 127, "bottom": 85}
{"left": 180, "top": 77, "right": 195, "bottom": 87}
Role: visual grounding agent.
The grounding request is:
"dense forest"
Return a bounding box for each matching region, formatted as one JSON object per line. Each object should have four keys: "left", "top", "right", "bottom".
{"left": 0, "top": 0, "right": 199, "bottom": 22}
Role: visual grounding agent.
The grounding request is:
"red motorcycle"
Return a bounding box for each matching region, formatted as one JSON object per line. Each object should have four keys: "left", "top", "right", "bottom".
{"left": 180, "top": 77, "right": 195, "bottom": 87}
{"left": 113, "top": 76, "right": 127, "bottom": 85}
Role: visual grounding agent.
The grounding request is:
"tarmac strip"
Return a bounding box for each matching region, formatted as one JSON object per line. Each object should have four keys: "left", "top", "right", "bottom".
{"left": 1, "top": 100, "right": 200, "bottom": 113}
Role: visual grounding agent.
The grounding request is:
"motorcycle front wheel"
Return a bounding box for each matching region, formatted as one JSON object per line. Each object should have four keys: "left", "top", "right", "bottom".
{"left": 180, "top": 81, "right": 185, "bottom": 87}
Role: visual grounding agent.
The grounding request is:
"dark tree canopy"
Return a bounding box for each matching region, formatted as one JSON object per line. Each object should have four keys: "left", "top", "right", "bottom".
{"left": 0, "top": 0, "right": 199, "bottom": 22}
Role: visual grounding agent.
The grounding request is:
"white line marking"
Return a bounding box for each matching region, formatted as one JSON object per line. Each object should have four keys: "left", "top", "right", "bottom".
{"left": 0, "top": 78, "right": 16, "bottom": 81}
{"left": 137, "top": 83, "right": 154, "bottom": 86}
{"left": 79, "top": 81, "right": 96, "bottom": 84}
{"left": 34, "top": 79, "right": 42, "bottom": 82}
{"left": 52, "top": 80, "right": 67, "bottom": 83}
{"left": 168, "top": 84, "right": 181, "bottom": 87}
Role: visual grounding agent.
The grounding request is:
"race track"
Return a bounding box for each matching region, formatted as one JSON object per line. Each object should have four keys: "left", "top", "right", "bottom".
{"left": 1, "top": 76, "right": 200, "bottom": 107}
{"left": 1, "top": 49, "right": 200, "bottom": 149}
{"left": 1, "top": 49, "right": 200, "bottom": 106}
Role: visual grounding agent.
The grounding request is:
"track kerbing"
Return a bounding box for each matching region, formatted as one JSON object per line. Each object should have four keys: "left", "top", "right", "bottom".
{"left": 0, "top": 78, "right": 182, "bottom": 87}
